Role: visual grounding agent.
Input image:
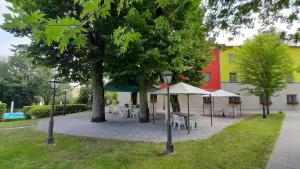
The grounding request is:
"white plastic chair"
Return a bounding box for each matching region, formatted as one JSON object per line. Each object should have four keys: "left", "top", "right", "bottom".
{"left": 112, "top": 106, "right": 119, "bottom": 117}
{"left": 189, "top": 114, "right": 199, "bottom": 130}
{"left": 131, "top": 108, "right": 139, "bottom": 119}
{"left": 118, "top": 106, "right": 128, "bottom": 118}
{"left": 173, "top": 115, "right": 186, "bottom": 130}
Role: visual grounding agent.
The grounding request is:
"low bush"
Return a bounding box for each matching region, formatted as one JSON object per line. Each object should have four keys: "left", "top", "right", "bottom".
{"left": 0, "top": 102, "right": 7, "bottom": 117}
{"left": 26, "top": 104, "right": 88, "bottom": 118}
{"left": 28, "top": 105, "right": 51, "bottom": 118}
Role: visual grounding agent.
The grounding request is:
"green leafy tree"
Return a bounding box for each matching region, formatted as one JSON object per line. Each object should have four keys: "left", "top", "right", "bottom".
{"left": 77, "top": 86, "right": 92, "bottom": 104}
{"left": 107, "top": 1, "right": 212, "bottom": 120}
{"left": 1, "top": 0, "right": 142, "bottom": 122}
{"left": 0, "top": 53, "right": 53, "bottom": 108}
{"left": 235, "top": 32, "right": 294, "bottom": 118}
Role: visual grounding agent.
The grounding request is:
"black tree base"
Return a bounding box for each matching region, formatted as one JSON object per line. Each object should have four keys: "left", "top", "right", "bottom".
{"left": 91, "top": 117, "right": 106, "bottom": 122}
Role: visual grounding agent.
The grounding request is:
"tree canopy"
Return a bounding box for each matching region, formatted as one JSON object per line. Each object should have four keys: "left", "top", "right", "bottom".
{"left": 0, "top": 53, "right": 53, "bottom": 108}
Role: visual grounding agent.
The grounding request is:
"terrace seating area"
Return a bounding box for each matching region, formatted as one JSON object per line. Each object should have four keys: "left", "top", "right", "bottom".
{"left": 36, "top": 111, "right": 248, "bottom": 142}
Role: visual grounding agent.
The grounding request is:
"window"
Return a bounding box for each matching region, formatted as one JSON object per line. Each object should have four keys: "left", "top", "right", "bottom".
{"left": 287, "top": 94, "right": 298, "bottom": 104}
{"left": 203, "top": 97, "right": 211, "bottom": 104}
{"left": 229, "top": 72, "right": 237, "bottom": 82}
{"left": 229, "top": 95, "right": 241, "bottom": 104}
{"left": 150, "top": 94, "right": 157, "bottom": 103}
{"left": 259, "top": 96, "right": 272, "bottom": 105}
{"left": 228, "top": 53, "right": 235, "bottom": 63}
{"left": 204, "top": 73, "right": 211, "bottom": 82}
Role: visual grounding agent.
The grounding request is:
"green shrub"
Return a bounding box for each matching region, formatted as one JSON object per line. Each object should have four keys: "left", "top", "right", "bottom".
{"left": 0, "top": 102, "right": 7, "bottom": 117}
{"left": 278, "top": 111, "right": 283, "bottom": 114}
{"left": 27, "top": 105, "right": 51, "bottom": 118}
{"left": 25, "top": 104, "right": 88, "bottom": 119}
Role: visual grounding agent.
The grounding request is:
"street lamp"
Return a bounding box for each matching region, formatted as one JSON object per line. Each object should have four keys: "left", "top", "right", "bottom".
{"left": 162, "top": 70, "right": 173, "bottom": 154}
{"left": 63, "top": 85, "right": 68, "bottom": 116}
{"left": 47, "top": 78, "right": 61, "bottom": 144}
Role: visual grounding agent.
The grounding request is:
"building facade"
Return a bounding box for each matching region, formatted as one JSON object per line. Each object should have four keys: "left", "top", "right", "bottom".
{"left": 115, "top": 46, "right": 300, "bottom": 112}
{"left": 204, "top": 46, "right": 300, "bottom": 110}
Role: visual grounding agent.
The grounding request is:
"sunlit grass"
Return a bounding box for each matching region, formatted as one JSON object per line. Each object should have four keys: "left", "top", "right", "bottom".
{"left": 0, "top": 114, "right": 284, "bottom": 169}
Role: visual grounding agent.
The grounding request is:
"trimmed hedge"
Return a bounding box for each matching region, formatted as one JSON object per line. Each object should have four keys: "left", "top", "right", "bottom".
{"left": 0, "top": 102, "right": 7, "bottom": 117}
{"left": 25, "top": 104, "right": 88, "bottom": 118}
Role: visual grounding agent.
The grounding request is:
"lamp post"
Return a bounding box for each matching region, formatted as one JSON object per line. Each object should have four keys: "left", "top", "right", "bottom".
{"left": 47, "top": 78, "right": 60, "bottom": 144}
{"left": 63, "top": 85, "right": 68, "bottom": 116}
{"left": 162, "top": 70, "right": 173, "bottom": 154}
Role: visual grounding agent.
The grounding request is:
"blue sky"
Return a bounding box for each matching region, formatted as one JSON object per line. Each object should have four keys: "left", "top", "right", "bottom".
{"left": 0, "top": 0, "right": 30, "bottom": 57}
{"left": 0, "top": 0, "right": 299, "bottom": 58}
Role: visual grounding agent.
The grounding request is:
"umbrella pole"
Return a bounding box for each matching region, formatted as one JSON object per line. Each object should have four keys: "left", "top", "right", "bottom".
{"left": 213, "top": 97, "right": 215, "bottom": 111}
{"left": 232, "top": 97, "right": 235, "bottom": 118}
{"left": 152, "top": 96, "right": 155, "bottom": 125}
{"left": 240, "top": 99, "right": 242, "bottom": 116}
{"left": 187, "top": 95, "right": 190, "bottom": 134}
{"left": 202, "top": 98, "right": 204, "bottom": 116}
{"left": 210, "top": 94, "right": 212, "bottom": 126}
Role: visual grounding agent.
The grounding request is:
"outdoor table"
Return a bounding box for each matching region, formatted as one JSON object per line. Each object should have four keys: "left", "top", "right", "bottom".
{"left": 213, "top": 109, "right": 224, "bottom": 116}
{"left": 172, "top": 112, "right": 194, "bottom": 130}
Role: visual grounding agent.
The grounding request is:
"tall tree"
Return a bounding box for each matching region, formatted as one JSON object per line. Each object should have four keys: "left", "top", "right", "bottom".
{"left": 1, "top": 0, "right": 141, "bottom": 122}
{"left": 107, "top": 1, "right": 212, "bottom": 121}
{"left": 234, "top": 31, "right": 294, "bottom": 118}
{"left": 0, "top": 53, "right": 53, "bottom": 108}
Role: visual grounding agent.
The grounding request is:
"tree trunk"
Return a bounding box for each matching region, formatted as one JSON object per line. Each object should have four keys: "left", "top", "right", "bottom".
{"left": 138, "top": 81, "right": 149, "bottom": 123}
{"left": 262, "top": 93, "right": 266, "bottom": 119}
{"left": 91, "top": 67, "right": 105, "bottom": 122}
{"left": 170, "top": 95, "right": 180, "bottom": 112}
{"left": 266, "top": 93, "right": 270, "bottom": 115}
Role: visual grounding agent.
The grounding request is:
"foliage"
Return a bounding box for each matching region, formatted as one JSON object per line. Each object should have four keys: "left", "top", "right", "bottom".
{"left": 235, "top": 32, "right": 294, "bottom": 97}
{"left": 105, "top": 92, "right": 118, "bottom": 105}
{"left": 26, "top": 104, "right": 89, "bottom": 118}
{"left": 0, "top": 53, "right": 53, "bottom": 108}
{"left": 0, "top": 102, "right": 7, "bottom": 116}
{"left": 203, "top": 0, "right": 300, "bottom": 42}
{"left": 0, "top": 114, "right": 284, "bottom": 168}
{"left": 77, "top": 86, "right": 92, "bottom": 104}
{"left": 27, "top": 105, "right": 51, "bottom": 118}
{"left": 108, "top": 1, "right": 212, "bottom": 87}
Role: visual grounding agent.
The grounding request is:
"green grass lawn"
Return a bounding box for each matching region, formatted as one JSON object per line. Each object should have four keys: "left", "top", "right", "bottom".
{"left": 0, "top": 114, "right": 284, "bottom": 169}
{"left": 0, "top": 119, "right": 38, "bottom": 129}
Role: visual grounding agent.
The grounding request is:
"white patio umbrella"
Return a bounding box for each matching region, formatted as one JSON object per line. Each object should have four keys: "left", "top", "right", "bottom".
{"left": 203, "top": 89, "right": 241, "bottom": 117}
{"left": 152, "top": 82, "right": 211, "bottom": 133}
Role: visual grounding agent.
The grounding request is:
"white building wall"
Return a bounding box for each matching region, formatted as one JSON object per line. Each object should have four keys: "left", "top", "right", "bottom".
{"left": 117, "top": 83, "right": 300, "bottom": 112}
{"left": 221, "top": 83, "right": 300, "bottom": 111}
{"left": 117, "top": 92, "right": 131, "bottom": 106}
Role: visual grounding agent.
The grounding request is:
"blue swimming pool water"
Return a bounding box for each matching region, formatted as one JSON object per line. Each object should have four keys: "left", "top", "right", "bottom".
{"left": 2, "top": 113, "right": 26, "bottom": 119}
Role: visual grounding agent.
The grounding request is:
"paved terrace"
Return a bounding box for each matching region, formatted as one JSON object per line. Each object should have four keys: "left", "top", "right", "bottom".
{"left": 36, "top": 112, "right": 247, "bottom": 142}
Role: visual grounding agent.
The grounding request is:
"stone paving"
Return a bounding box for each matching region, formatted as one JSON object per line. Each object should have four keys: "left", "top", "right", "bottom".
{"left": 266, "top": 111, "right": 300, "bottom": 169}
{"left": 35, "top": 111, "right": 246, "bottom": 142}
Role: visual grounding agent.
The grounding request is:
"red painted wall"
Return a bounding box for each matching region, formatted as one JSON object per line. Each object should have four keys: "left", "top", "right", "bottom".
{"left": 201, "top": 48, "right": 220, "bottom": 90}
{"left": 160, "top": 48, "right": 220, "bottom": 90}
